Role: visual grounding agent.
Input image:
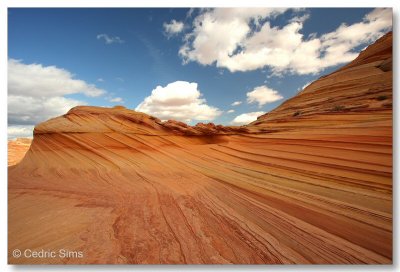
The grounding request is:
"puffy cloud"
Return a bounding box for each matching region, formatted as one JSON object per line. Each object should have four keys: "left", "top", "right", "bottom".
{"left": 179, "top": 8, "right": 392, "bottom": 75}
{"left": 231, "top": 101, "right": 242, "bottom": 106}
{"left": 96, "top": 33, "right": 124, "bottom": 44}
{"left": 8, "top": 125, "right": 34, "bottom": 139}
{"left": 247, "top": 86, "right": 283, "bottom": 107}
{"left": 136, "top": 81, "right": 221, "bottom": 122}
{"left": 8, "top": 59, "right": 104, "bottom": 138}
{"left": 8, "top": 59, "right": 105, "bottom": 97}
{"left": 109, "top": 97, "right": 124, "bottom": 103}
{"left": 8, "top": 95, "right": 86, "bottom": 126}
{"left": 227, "top": 109, "right": 235, "bottom": 113}
{"left": 179, "top": 8, "right": 287, "bottom": 67}
{"left": 8, "top": 96, "right": 85, "bottom": 139}
{"left": 232, "top": 111, "right": 264, "bottom": 125}
{"left": 163, "top": 20, "right": 185, "bottom": 36}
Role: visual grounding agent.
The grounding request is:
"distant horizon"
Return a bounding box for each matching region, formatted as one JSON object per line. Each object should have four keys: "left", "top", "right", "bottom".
{"left": 8, "top": 8, "right": 392, "bottom": 139}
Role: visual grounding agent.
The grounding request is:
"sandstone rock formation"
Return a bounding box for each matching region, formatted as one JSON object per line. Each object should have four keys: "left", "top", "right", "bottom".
{"left": 8, "top": 32, "right": 392, "bottom": 264}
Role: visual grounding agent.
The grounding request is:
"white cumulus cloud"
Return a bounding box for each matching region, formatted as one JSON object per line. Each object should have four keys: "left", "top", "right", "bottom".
{"left": 8, "top": 59, "right": 104, "bottom": 138}
{"left": 231, "top": 101, "right": 242, "bottom": 106}
{"left": 179, "top": 8, "right": 392, "bottom": 75}
{"left": 8, "top": 95, "right": 86, "bottom": 126}
{"left": 227, "top": 109, "right": 235, "bottom": 113}
{"left": 179, "top": 8, "right": 287, "bottom": 68}
{"left": 163, "top": 20, "right": 185, "bottom": 36}
{"left": 232, "top": 111, "right": 264, "bottom": 125}
{"left": 247, "top": 86, "right": 283, "bottom": 107}
{"left": 136, "top": 81, "right": 221, "bottom": 123}
{"left": 8, "top": 59, "right": 105, "bottom": 97}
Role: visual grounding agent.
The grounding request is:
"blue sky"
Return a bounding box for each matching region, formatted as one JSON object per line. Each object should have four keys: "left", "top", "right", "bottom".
{"left": 7, "top": 8, "right": 392, "bottom": 138}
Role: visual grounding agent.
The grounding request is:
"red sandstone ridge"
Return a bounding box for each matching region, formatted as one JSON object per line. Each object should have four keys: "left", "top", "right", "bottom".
{"left": 249, "top": 32, "right": 392, "bottom": 133}
{"left": 8, "top": 32, "right": 392, "bottom": 264}
{"left": 8, "top": 138, "right": 32, "bottom": 166}
{"left": 34, "top": 105, "right": 248, "bottom": 136}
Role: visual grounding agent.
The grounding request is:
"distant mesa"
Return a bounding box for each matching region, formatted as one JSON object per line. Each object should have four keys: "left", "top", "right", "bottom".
{"left": 8, "top": 138, "right": 32, "bottom": 166}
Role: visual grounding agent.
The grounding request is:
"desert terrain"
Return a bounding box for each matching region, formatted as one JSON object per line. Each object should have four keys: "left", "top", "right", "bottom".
{"left": 8, "top": 32, "right": 392, "bottom": 264}
{"left": 8, "top": 138, "right": 32, "bottom": 166}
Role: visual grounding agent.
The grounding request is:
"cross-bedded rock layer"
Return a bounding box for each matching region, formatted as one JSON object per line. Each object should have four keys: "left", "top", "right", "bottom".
{"left": 8, "top": 32, "right": 392, "bottom": 264}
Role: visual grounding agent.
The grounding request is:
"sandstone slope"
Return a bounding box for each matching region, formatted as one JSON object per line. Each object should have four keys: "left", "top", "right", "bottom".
{"left": 8, "top": 32, "right": 392, "bottom": 264}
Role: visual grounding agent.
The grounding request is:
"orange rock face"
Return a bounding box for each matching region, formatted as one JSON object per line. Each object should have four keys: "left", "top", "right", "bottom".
{"left": 8, "top": 32, "right": 392, "bottom": 264}
{"left": 8, "top": 138, "right": 32, "bottom": 166}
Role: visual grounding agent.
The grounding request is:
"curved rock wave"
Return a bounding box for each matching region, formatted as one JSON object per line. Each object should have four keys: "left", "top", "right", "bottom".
{"left": 8, "top": 32, "right": 392, "bottom": 264}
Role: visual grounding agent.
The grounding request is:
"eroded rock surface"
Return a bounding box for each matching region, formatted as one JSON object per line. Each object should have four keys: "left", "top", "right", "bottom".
{"left": 8, "top": 32, "right": 392, "bottom": 264}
